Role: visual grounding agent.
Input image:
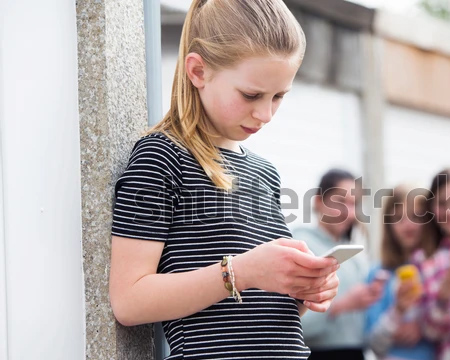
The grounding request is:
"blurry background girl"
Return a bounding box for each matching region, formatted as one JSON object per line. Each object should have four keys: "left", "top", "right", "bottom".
{"left": 413, "top": 168, "right": 450, "bottom": 360}
{"left": 293, "top": 168, "right": 383, "bottom": 360}
{"left": 365, "top": 184, "right": 435, "bottom": 360}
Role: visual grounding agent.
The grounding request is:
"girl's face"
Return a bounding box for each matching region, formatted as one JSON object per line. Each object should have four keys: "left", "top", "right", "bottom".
{"left": 315, "top": 179, "right": 357, "bottom": 240}
{"left": 390, "top": 201, "right": 424, "bottom": 253}
{"left": 434, "top": 181, "right": 450, "bottom": 237}
{"left": 197, "top": 55, "right": 299, "bottom": 151}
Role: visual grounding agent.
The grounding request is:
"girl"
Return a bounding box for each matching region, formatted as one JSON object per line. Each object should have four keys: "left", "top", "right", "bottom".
{"left": 365, "top": 184, "right": 435, "bottom": 360}
{"left": 109, "top": 1, "right": 340, "bottom": 359}
{"left": 413, "top": 169, "right": 450, "bottom": 360}
{"left": 292, "top": 169, "right": 383, "bottom": 360}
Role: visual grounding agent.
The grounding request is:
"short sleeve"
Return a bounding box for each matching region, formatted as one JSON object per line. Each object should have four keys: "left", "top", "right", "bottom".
{"left": 111, "top": 135, "right": 183, "bottom": 242}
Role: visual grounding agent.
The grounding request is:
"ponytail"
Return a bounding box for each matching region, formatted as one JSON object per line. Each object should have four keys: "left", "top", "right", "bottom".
{"left": 149, "top": 0, "right": 233, "bottom": 190}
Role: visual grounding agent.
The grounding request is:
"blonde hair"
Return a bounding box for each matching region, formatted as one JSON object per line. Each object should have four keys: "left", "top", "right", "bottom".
{"left": 146, "top": 0, "right": 306, "bottom": 190}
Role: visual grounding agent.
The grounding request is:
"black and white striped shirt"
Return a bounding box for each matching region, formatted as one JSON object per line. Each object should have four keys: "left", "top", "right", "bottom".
{"left": 112, "top": 133, "right": 310, "bottom": 359}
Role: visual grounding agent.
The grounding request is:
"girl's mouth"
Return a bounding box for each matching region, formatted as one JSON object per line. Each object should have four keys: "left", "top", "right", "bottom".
{"left": 241, "top": 126, "right": 260, "bottom": 134}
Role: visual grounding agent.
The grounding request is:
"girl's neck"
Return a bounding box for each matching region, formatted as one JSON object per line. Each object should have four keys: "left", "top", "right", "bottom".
{"left": 210, "top": 136, "right": 241, "bottom": 153}
{"left": 205, "top": 122, "right": 241, "bottom": 153}
{"left": 318, "top": 223, "right": 342, "bottom": 242}
{"left": 402, "top": 248, "right": 414, "bottom": 261}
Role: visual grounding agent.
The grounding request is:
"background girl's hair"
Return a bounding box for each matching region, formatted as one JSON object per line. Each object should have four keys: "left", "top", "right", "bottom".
{"left": 422, "top": 168, "right": 450, "bottom": 255}
{"left": 380, "top": 184, "right": 429, "bottom": 269}
{"left": 317, "top": 168, "right": 355, "bottom": 195}
{"left": 316, "top": 168, "right": 357, "bottom": 240}
{"left": 146, "top": 0, "right": 306, "bottom": 190}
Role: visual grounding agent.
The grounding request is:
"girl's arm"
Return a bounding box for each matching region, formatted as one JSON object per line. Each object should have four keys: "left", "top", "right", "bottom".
{"left": 109, "top": 236, "right": 339, "bottom": 326}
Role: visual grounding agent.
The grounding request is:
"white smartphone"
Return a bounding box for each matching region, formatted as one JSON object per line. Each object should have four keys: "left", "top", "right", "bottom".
{"left": 320, "top": 244, "right": 364, "bottom": 264}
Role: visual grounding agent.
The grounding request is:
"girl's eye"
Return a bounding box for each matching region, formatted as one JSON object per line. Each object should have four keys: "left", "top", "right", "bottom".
{"left": 242, "top": 93, "right": 259, "bottom": 100}
{"left": 241, "top": 93, "right": 285, "bottom": 101}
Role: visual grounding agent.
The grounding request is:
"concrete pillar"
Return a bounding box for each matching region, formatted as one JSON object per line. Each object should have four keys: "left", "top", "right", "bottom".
{"left": 76, "top": 0, "right": 154, "bottom": 358}
{"left": 360, "top": 33, "right": 385, "bottom": 259}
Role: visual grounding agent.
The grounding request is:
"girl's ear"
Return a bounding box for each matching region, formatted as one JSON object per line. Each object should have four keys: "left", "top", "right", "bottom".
{"left": 185, "top": 53, "right": 208, "bottom": 89}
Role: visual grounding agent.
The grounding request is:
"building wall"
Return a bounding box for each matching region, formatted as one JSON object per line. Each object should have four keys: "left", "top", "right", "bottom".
{"left": 381, "top": 38, "right": 450, "bottom": 188}
{"left": 0, "top": 0, "right": 85, "bottom": 359}
{"left": 383, "top": 105, "right": 450, "bottom": 188}
{"left": 383, "top": 39, "right": 450, "bottom": 117}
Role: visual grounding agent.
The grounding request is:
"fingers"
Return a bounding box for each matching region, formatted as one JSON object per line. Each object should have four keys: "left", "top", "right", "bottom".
{"left": 397, "top": 281, "right": 420, "bottom": 310}
{"left": 280, "top": 272, "right": 332, "bottom": 295}
{"left": 284, "top": 248, "right": 338, "bottom": 278}
{"left": 275, "top": 238, "right": 310, "bottom": 253}
{"left": 296, "top": 287, "right": 338, "bottom": 303}
{"left": 292, "top": 249, "right": 338, "bottom": 270}
{"left": 284, "top": 271, "right": 337, "bottom": 295}
{"left": 290, "top": 263, "right": 340, "bottom": 278}
{"left": 303, "top": 299, "right": 333, "bottom": 313}
{"left": 276, "top": 238, "right": 338, "bottom": 270}
{"left": 369, "top": 281, "right": 384, "bottom": 296}
{"left": 253, "top": 239, "right": 341, "bottom": 297}
{"left": 291, "top": 273, "right": 339, "bottom": 295}
{"left": 290, "top": 273, "right": 339, "bottom": 307}
{"left": 398, "top": 280, "right": 414, "bottom": 294}
{"left": 273, "top": 240, "right": 339, "bottom": 278}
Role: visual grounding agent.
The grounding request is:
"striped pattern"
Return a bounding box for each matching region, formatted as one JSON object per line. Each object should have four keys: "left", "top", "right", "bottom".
{"left": 112, "top": 133, "right": 310, "bottom": 359}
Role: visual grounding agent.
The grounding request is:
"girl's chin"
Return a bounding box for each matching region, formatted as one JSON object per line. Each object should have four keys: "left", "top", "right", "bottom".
{"left": 322, "top": 223, "right": 352, "bottom": 239}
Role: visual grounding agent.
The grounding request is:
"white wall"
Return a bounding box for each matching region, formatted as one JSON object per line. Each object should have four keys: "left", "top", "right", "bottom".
{"left": 384, "top": 105, "right": 450, "bottom": 188}
{"left": 0, "top": 1, "right": 85, "bottom": 359}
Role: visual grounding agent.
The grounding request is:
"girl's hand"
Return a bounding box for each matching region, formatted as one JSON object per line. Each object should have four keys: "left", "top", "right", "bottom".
{"left": 233, "top": 238, "right": 340, "bottom": 310}
{"left": 348, "top": 283, "right": 383, "bottom": 310}
{"left": 393, "top": 321, "right": 421, "bottom": 346}
{"left": 329, "top": 282, "right": 383, "bottom": 316}
{"left": 294, "top": 271, "right": 340, "bottom": 312}
{"left": 395, "top": 280, "right": 421, "bottom": 314}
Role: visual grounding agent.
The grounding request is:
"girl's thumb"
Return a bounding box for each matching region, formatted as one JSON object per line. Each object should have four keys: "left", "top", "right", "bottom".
{"left": 275, "top": 238, "right": 311, "bottom": 254}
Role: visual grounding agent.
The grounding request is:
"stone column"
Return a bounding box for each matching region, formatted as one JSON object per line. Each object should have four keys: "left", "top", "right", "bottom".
{"left": 76, "top": 0, "right": 154, "bottom": 358}
{"left": 360, "top": 33, "right": 385, "bottom": 259}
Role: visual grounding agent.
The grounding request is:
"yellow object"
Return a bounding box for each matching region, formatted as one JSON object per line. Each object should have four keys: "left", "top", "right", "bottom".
{"left": 396, "top": 264, "right": 422, "bottom": 296}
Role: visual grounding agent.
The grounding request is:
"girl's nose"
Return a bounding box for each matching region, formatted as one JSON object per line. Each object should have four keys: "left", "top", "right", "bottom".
{"left": 252, "top": 101, "right": 273, "bottom": 124}
{"left": 347, "top": 205, "right": 357, "bottom": 222}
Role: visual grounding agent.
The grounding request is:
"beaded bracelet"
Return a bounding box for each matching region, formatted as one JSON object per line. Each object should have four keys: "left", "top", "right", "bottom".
{"left": 221, "top": 256, "right": 233, "bottom": 295}
{"left": 228, "top": 256, "right": 243, "bottom": 303}
{"left": 221, "top": 255, "right": 243, "bottom": 303}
